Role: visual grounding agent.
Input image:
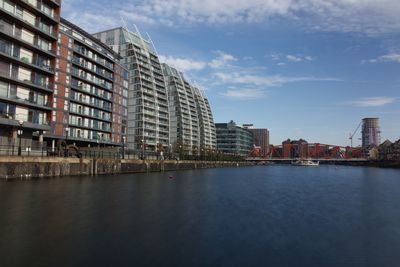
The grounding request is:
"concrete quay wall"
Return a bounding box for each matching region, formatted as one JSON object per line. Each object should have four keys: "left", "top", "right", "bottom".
{"left": 0, "top": 157, "right": 253, "bottom": 180}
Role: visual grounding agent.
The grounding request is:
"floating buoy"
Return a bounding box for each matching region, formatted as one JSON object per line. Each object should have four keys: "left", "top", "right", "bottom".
{"left": 168, "top": 175, "right": 174, "bottom": 179}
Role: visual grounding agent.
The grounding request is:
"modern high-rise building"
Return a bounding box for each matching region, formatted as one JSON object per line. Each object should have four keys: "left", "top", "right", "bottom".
{"left": 161, "top": 63, "right": 199, "bottom": 154}
{"left": 51, "top": 18, "right": 129, "bottom": 148}
{"left": 362, "top": 117, "right": 380, "bottom": 149}
{"left": 215, "top": 120, "right": 253, "bottom": 156}
{"left": 247, "top": 128, "right": 270, "bottom": 157}
{"left": 193, "top": 86, "right": 217, "bottom": 150}
{"left": 0, "top": 0, "right": 60, "bottom": 147}
{"left": 93, "top": 27, "right": 169, "bottom": 153}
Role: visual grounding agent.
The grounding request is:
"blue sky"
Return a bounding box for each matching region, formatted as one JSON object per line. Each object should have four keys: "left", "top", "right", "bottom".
{"left": 63, "top": 0, "right": 400, "bottom": 146}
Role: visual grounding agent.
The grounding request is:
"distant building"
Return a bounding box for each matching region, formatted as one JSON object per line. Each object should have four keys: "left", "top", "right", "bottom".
{"left": 216, "top": 120, "right": 253, "bottom": 156}
{"left": 379, "top": 139, "right": 400, "bottom": 161}
{"left": 282, "top": 139, "right": 309, "bottom": 158}
{"left": 362, "top": 118, "right": 380, "bottom": 149}
{"left": 247, "top": 128, "right": 270, "bottom": 158}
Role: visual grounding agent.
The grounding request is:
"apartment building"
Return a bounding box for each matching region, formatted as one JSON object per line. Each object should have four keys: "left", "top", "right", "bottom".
{"left": 0, "top": 0, "right": 60, "bottom": 147}
{"left": 93, "top": 27, "right": 169, "bottom": 153}
{"left": 52, "top": 18, "right": 129, "bottom": 147}
{"left": 193, "top": 86, "right": 217, "bottom": 150}
{"left": 161, "top": 63, "right": 200, "bottom": 154}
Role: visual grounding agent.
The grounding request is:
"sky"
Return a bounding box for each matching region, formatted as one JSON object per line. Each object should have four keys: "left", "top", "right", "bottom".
{"left": 62, "top": 0, "right": 400, "bottom": 146}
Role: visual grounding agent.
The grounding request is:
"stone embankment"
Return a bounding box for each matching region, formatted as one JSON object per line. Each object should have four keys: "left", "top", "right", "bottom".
{"left": 0, "top": 157, "right": 253, "bottom": 180}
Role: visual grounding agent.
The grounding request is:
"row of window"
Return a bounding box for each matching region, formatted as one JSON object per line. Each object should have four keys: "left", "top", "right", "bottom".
{"left": 71, "top": 78, "right": 112, "bottom": 100}
{"left": 67, "top": 127, "right": 111, "bottom": 142}
{"left": 0, "top": 100, "right": 48, "bottom": 124}
{"left": 0, "top": 61, "right": 51, "bottom": 89}
{"left": 70, "top": 90, "right": 112, "bottom": 111}
{"left": 0, "top": 80, "right": 48, "bottom": 106}
{"left": 69, "top": 102, "right": 111, "bottom": 121}
{"left": 73, "top": 55, "right": 113, "bottom": 80}
{"left": 0, "top": 38, "right": 52, "bottom": 70}
{"left": 73, "top": 42, "right": 113, "bottom": 70}
{"left": 0, "top": 18, "right": 53, "bottom": 52}
{"left": 0, "top": 0, "right": 55, "bottom": 37}
{"left": 23, "top": 0, "right": 55, "bottom": 19}
{"left": 69, "top": 114, "right": 111, "bottom": 132}
{"left": 72, "top": 66, "right": 112, "bottom": 90}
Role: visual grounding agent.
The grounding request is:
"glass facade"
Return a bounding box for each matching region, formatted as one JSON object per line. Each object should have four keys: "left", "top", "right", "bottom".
{"left": 216, "top": 121, "right": 253, "bottom": 156}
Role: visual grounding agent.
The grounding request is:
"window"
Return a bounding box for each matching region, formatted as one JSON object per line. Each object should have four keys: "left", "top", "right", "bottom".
{"left": 3, "top": 0, "right": 14, "bottom": 13}
{"left": 22, "top": 10, "right": 36, "bottom": 26}
{"left": 18, "top": 67, "right": 31, "bottom": 82}
{"left": 21, "top": 29, "right": 34, "bottom": 44}
{"left": 0, "top": 81, "right": 8, "bottom": 97}
{"left": 16, "top": 86, "right": 30, "bottom": 101}
{"left": 20, "top": 48, "right": 33, "bottom": 64}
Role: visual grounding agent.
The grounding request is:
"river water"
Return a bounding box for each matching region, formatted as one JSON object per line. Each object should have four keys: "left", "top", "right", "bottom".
{"left": 1, "top": 165, "right": 400, "bottom": 267}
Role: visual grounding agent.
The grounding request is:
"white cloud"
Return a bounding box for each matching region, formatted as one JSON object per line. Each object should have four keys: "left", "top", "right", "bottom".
{"left": 286, "top": 55, "right": 303, "bottom": 62}
{"left": 158, "top": 55, "right": 207, "bottom": 72}
{"left": 366, "top": 53, "right": 400, "bottom": 63}
{"left": 62, "top": 0, "right": 400, "bottom": 34}
{"left": 215, "top": 72, "right": 338, "bottom": 87}
{"left": 209, "top": 51, "right": 237, "bottom": 69}
{"left": 345, "top": 97, "right": 397, "bottom": 107}
{"left": 269, "top": 53, "right": 314, "bottom": 63}
{"left": 221, "top": 88, "right": 266, "bottom": 100}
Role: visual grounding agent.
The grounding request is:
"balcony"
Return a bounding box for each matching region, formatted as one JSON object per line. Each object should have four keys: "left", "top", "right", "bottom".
{"left": 0, "top": 50, "right": 53, "bottom": 75}
{"left": 0, "top": 112, "right": 50, "bottom": 130}
{"left": 0, "top": 68, "right": 53, "bottom": 92}
{"left": 0, "top": 23, "right": 56, "bottom": 57}
{"left": 73, "top": 46, "right": 114, "bottom": 72}
{"left": 71, "top": 71, "right": 113, "bottom": 92}
{"left": 0, "top": 6, "right": 57, "bottom": 41}
{"left": 20, "top": 0, "right": 60, "bottom": 22}
{"left": 72, "top": 58, "right": 114, "bottom": 82}
{"left": 69, "top": 96, "right": 112, "bottom": 112}
{"left": 0, "top": 94, "right": 52, "bottom": 111}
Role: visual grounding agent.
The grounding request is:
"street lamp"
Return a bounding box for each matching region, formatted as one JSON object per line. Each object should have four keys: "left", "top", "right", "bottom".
{"left": 64, "top": 127, "right": 69, "bottom": 157}
{"left": 17, "top": 120, "right": 23, "bottom": 156}
{"left": 141, "top": 138, "right": 145, "bottom": 160}
{"left": 65, "top": 127, "right": 70, "bottom": 141}
{"left": 122, "top": 136, "right": 126, "bottom": 159}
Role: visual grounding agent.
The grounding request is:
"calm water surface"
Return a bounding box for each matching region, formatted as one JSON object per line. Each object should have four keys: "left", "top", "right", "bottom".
{"left": 1, "top": 165, "right": 400, "bottom": 267}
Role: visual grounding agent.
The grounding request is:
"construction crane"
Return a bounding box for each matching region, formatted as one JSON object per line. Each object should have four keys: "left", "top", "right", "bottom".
{"left": 349, "top": 121, "right": 362, "bottom": 147}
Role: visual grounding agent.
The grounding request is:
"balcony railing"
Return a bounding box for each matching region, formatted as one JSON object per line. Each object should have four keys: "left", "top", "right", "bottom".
{"left": 0, "top": 23, "right": 56, "bottom": 56}
{"left": 20, "top": 0, "right": 60, "bottom": 21}
{"left": 0, "top": 5, "right": 57, "bottom": 39}
{"left": 0, "top": 68, "right": 53, "bottom": 91}
{"left": 0, "top": 48, "right": 53, "bottom": 73}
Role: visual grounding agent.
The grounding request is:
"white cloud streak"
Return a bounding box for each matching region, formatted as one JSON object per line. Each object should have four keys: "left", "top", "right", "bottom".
{"left": 215, "top": 72, "right": 339, "bottom": 87}
{"left": 366, "top": 53, "right": 400, "bottom": 63}
{"left": 221, "top": 88, "right": 267, "bottom": 100}
{"left": 345, "top": 97, "right": 397, "bottom": 107}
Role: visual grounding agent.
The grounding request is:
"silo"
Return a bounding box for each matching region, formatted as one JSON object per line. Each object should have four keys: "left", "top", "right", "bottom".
{"left": 361, "top": 118, "right": 381, "bottom": 148}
